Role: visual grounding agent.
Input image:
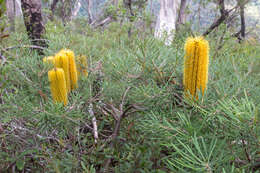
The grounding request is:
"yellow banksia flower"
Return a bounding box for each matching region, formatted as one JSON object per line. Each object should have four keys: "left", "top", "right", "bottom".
{"left": 183, "top": 36, "right": 209, "bottom": 99}
{"left": 63, "top": 49, "right": 78, "bottom": 90}
{"left": 54, "top": 52, "right": 71, "bottom": 93}
{"left": 43, "top": 56, "right": 54, "bottom": 64}
{"left": 76, "top": 55, "right": 88, "bottom": 77}
{"left": 48, "top": 68, "right": 68, "bottom": 106}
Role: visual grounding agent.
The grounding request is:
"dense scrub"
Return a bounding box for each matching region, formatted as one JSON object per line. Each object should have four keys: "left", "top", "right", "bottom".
{"left": 0, "top": 20, "right": 260, "bottom": 172}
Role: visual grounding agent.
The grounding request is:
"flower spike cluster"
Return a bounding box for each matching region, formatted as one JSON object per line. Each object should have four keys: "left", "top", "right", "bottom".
{"left": 183, "top": 36, "right": 209, "bottom": 99}
{"left": 44, "top": 49, "right": 84, "bottom": 106}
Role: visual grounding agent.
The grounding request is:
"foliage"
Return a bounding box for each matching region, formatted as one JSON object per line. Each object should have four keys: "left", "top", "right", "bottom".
{"left": 0, "top": 19, "right": 260, "bottom": 172}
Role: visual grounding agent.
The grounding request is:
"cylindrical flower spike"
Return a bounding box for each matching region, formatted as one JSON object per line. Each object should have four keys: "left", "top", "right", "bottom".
{"left": 48, "top": 68, "right": 68, "bottom": 105}
{"left": 54, "top": 52, "right": 71, "bottom": 93}
{"left": 63, "top": 49, "right": 78, "bottom": 90}
{"left": 183, "top": 36, "right": 209, "bottom": 99}
{"left": 76, "top": 55, "right": 88, "bottom": 77}
{"left": 43, "top": 56, "right": 54, "bottom": 64}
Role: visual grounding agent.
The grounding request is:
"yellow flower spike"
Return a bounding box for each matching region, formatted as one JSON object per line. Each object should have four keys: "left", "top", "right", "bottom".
{"left": 48, "top": 68, "right": 68, "bottom": 106}
{"left": 54, "top": 52, "right": 71, "bottom": 93}
{"left": 63, "top": 49, "right": 78, "bottom": 90}
{"left": 43, "top": 56, "right": 54, "bottom": 64}
{"left": 183, "top": 36, "right": 209, "bottom": 99}
{"left": 76, "top": 55, "right": 88, "bottom": 77}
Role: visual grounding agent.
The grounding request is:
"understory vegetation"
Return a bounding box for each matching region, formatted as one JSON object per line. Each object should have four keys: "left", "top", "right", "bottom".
{"left": 0, "top": 20, "right": 260, "bottom": 172}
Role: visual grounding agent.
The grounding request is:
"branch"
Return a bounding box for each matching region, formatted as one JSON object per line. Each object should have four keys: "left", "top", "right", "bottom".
{"left": 93, "top": 16, "right": 113, "bottom": 28}
{"left": 203, "top": 0, "right": 229, "bottom": 36}
{"left": 102, "top": 87, "right": 136, "bottom": 172}
{"left": 3, "top": 45, "right": 47, "bottom": 51}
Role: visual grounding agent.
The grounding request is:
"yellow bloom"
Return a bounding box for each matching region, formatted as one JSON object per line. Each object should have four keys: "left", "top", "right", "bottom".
{"left": 43, "top": 56, "right": 54, "bottom": 64}
{"left": 48, "top": 68, "right": 68, "bottom": 105}
{"left": 62, "top": 49, "right": 78, "bottom": 90}
{"left": 183, "top": 36, "right": 209, "bottom": 99}
{"left": 54, "top": 52, "right": 71, "bottom": 93}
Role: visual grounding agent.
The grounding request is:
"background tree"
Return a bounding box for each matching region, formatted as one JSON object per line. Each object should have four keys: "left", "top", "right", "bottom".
{"left": 86, "top": 0, "right": 93, "bottom": 24}
{"left": 176, "top": 0, "right": 187, "bottom": 32}
{"left": 154, "top": 0, "right": 181, "bottom": 45}
{"left": 21, "top": 0, "right": 47, "bottom": 55}
{"left": 5, "top": 0, "right": 22, "bottom": 32}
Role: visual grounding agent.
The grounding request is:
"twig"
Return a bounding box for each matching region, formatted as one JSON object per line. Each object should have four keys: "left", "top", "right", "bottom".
{"left": 3, "top": 45, "right": 47, "bottom": 51}
{"left": 88, "top": 102, "right": 98, "bottom": 143}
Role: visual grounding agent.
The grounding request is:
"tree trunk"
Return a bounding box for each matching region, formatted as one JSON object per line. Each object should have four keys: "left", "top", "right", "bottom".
{"left": 21, "top": 0, "right": 47, "bottom": 55}
{"left": 154, "top": 0, "right": 180, "bottom": 45}
{"left": 71, "top": 0, "right": 81, "bottom": 19}
{"left": 86, "top": 0, "right": 93, "bottom": 24}
{"left": 239, "top": 0, "right": 245, "bottom": 39}
{"left": 50, "top": 0, "right": 59, "bottom": 21}
{"left": 6, "top": 0, "right": 15, "bottom": 31}
{"left": 176, "top": 0, "right": 187, "bottom": 32}
{"left": 6, "top": 0, "right": 22, "bottom": 31}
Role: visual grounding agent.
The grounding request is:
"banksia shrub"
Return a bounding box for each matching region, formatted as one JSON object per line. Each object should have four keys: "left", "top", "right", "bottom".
{"left": 183, "top": 36, "right": 209, "bottom": 99}
{"left": 54, "top": 52, "right": 71, "bottom": 93}
{"left": 76, "top": 55, "right": 88, "bottom": 77}
{"left": 48, "top": 68, "right": 68, "bottom": 105}
{"left": 62, "top": 49, "right": 78, "bottom": 90}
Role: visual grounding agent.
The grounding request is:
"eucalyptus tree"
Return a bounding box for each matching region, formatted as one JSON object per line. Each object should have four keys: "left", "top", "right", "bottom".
{"left": 5, "top": 0, "right": 22, "bottom": 32}
{"left": 21, "top": 0, "right": 47, "bottom": 54}
{"left": 154, "top": 0, "right": 181, "bottom": 45}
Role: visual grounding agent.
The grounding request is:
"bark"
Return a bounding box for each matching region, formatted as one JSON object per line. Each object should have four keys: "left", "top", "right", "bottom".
{"left": 203, "top": 0, "right": 229, "bottom": 36}
{"left": 21, "top": 0, "right": 47, "bottom": 55}
{"left": 176, "top": 0, "right": 187, "bottom": 32}
{"left": 154, "top": 0, "right": 180, "bottom": 45}
{"left": 86, "top": 0, "right": 93, "bottom": 24}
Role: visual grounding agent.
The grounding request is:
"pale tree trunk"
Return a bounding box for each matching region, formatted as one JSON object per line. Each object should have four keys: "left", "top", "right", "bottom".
{"left": 86, "top": 0, "right": 93, "bottom": 24}
{"left": 21, "top": 0, "right": 47, "bottom": 55}
{"left": 71, "top": 0, "right": 81, "bottom": 19}
{"left": 154, "top": 0, "right": 180, "bottom": 45}
{"left": 6, "top": 0, "right": 22, "bottom": 31}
